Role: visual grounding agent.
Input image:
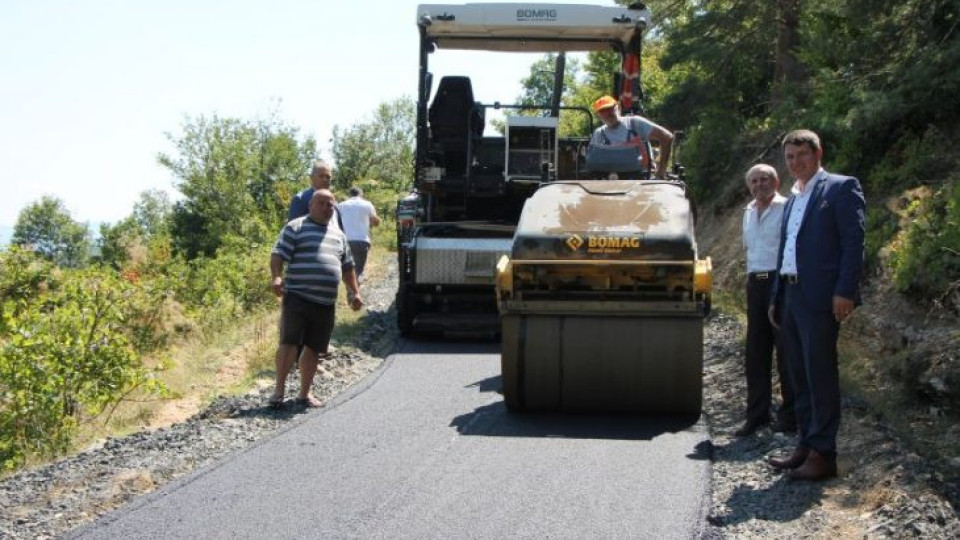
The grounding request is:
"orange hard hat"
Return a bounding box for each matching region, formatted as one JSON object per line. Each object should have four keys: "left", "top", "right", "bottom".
{"left": 592, "top": 95, "right": 618, "bottom": 112}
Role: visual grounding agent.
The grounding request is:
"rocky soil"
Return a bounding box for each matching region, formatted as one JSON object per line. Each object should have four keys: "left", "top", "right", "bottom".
{"left": 1, "top": 262, "right": 958, "bottom": 539}
{"left": 702, "top": 313, "right": 960, "bottom": 539}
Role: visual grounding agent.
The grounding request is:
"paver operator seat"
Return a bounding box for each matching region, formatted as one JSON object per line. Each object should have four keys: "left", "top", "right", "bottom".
{"left": 428, "top": 76, "right": 485, "bottom": 175}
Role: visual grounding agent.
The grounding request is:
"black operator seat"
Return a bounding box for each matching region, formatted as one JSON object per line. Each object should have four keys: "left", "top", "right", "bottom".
{"left": 428, "top": 76, "right": 485, "bottom": 175}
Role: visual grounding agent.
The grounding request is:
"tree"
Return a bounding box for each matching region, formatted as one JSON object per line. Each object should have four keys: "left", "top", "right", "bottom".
{"left": 510, "top": 54, "right": 588, "bottom": 137}
{"left": 331, "top": 97, "right": 416, "bottom": 191}
{"left": 11, "top": 196, "right": 90, "bottom": 268}
{"left": 772, "top": 0, "right": 804, "bottom": 108}
{"left": 132, "top": 189, "right": 172, "bottom": 237}
{"left": 97, "top": 217, "right": 142, "bottom": 269}
{"left": 159, "top": 113, "right": 316, "bottom": 258}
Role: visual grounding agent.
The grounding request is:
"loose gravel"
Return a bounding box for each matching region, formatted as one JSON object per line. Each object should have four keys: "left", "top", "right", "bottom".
{"left": 702, "top": 313, "right": 960, "bottom": 539}
{"left": 1, "top": 266, "right": 958, "bottom": 539}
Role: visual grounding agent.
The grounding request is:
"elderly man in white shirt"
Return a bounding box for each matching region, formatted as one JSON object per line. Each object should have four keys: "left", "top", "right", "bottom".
{"left": 736, "top": 163, "right": 796, "bottom": 437}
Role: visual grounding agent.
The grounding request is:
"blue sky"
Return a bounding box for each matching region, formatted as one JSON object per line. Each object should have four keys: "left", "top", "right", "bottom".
{"left": 1, "top": 0, "right": 607, "bottom": 228}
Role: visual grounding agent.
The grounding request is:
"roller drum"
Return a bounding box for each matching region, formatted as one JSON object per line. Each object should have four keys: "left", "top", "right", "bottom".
{"left": 501, "top": 314, "right": 703, "bottom": 414}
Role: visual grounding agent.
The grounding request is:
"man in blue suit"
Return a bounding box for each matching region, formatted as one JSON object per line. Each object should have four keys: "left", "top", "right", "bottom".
{"left": 766, "top": 129, "right": 866, "bottom": 481}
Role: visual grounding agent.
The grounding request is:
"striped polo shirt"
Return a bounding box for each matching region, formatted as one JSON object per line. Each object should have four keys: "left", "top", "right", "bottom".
{"left": 272, "top": 216, "right": 355, "bottom": 305}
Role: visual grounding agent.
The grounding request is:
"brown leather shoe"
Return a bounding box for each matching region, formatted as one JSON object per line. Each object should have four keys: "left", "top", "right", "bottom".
{"left": 788, "top": 449, "right": 838, "bottom": 481}
{"left": 767, "top": 447, "right": 809, "bottom": 470}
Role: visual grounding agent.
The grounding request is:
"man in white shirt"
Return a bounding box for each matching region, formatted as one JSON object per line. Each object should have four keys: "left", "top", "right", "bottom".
{"left": 338, "top": 187, "right": 380, "bottom": 282}
{"left": 736, "top": 164, "right": 796, "bottom": 437}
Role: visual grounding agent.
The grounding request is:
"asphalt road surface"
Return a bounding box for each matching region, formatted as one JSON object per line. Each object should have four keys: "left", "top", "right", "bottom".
{"left": 69, "top": 340, "right": 711, "bottom": 539}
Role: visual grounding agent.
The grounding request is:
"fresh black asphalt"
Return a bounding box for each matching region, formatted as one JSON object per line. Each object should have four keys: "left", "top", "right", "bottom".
{"left": 68, "top": 339, "right": 711, "bottom": 539}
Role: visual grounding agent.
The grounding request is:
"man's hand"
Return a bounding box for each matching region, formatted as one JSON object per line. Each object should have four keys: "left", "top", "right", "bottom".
{"left": 768, "top": 305, "right": 780, "bottom": 330}
{"left": 833, "top": 296, "right": 855, "bottom": 323}
{"left": 347, "top": 290, "right": 364, "bottom": 311}
{"left": 271, "top": 276, "right": 284, "bottom": 297}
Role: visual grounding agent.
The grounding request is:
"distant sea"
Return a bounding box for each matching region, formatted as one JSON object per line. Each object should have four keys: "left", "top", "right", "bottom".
{"left": 0, "top": 225, "right": 12, "bottom": 247}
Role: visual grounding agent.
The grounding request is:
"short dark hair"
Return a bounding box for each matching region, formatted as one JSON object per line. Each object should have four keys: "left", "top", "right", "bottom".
{"left": 348, "top": 186, "right": 362, "bottom": 197}
{"left": 782, "top": 129, "right": 821, "bottom": 153}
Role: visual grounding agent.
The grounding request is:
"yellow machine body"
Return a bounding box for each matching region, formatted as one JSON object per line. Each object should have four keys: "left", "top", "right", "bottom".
{"left": 496, "top": 181, "right": 712, "bottom": 414}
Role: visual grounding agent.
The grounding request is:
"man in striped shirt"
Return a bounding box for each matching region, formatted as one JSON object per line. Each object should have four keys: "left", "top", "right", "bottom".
{"left": 269, "top": 189, "right": 363, "bottom": 408}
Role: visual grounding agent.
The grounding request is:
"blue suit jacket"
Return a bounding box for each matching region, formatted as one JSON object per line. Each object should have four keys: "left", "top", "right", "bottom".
{"left": 771, "top": 171, "right": 866, "bottom": 312}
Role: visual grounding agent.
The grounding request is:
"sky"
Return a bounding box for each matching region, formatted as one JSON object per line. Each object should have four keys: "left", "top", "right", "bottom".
{"left": 1, "top": 0, "right": 610, "bottom": 229}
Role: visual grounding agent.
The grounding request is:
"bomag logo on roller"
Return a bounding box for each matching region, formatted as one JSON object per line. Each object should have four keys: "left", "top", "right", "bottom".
{"left": 517, "top": 8, "right": 557, "bottom": 21}
{"left": 565, "top": 234, "right": 584, "bottom": 251}
{"left": 588, "top": 236, "right": 641, "bottom": 253}
{"left": 566, "top": 234, "right": 641, "bottom": 253}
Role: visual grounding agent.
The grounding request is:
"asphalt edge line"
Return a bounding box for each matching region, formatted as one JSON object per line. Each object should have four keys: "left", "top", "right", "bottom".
{"left": 63, "top": 343, "right": 405, "bottom": 539}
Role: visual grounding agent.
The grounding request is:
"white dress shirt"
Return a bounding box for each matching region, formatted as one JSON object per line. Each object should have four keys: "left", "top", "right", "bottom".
{"left": 780, "top": 168, "right": 826, "bottom": 276}
{"left": 742, "top": 192, "right": 787, "bottom": 273}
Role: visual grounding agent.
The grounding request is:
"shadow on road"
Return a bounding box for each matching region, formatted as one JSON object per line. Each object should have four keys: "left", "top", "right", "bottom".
{"left": 451, "top": 400, "right": 702, "bottom": 441}
{"left": 396, "top": 336, "right": 501, "bottom": 356}
{"left": 452, "top": 374, "right": 703, "bottom": 442}
{"left": 708, "top": 476, "right": 825, "bottom": 526}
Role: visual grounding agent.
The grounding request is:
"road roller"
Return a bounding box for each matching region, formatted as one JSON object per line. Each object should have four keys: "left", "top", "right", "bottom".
{"left": 495, "top": 180, "right": 712, "bottom": 414}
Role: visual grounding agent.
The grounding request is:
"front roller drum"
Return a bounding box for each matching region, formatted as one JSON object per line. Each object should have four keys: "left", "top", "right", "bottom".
{"left": 501, "top": 315, "right": 703, "bottom": 414}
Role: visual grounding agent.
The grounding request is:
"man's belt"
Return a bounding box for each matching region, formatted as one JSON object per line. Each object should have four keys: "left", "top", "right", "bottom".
{"left": 748, "top": 271, "right": 774, "bottom": 281}
{"left": 781, "top": 274, "right": 799, "bottom": 284}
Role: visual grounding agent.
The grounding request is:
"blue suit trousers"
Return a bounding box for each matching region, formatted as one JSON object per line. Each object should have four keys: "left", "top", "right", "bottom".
{"left": 781, "top": 281, "right": 841, "bottom": 456}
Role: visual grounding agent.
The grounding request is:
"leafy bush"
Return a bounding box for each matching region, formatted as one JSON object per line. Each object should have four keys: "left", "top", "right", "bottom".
{"left": 0, "top": 266, "right": 165, "bottom": 471}
{"left": 170, "top": 245, "right": 274, "bottom": 331}
{"left": 864, "top": 206, "right": 897, "bottom": 274}
{"left": 889, "top": 181, "right": 960, "bottom": 312}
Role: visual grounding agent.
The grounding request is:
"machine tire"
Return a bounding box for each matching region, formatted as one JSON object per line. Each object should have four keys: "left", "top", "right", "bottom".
{"left": 500, "top": 315, "right": 524, "bottom": 412}
{"left": 396, "top": 286, "right": 414, "bottom": 337}
{"left": 501, "top": 363, "right": 522, "bottom": 412}
{"left": 668, "top": 371, "right": 703, "bottom": 416}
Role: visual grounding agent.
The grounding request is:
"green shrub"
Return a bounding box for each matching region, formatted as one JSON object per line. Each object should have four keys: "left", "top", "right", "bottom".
{"left": 890, "top": 181, "right": 960, "bottom": 312}
{"left": 864, "top": 206, "right": 898, "bottom": 274}
{"left": 0, "top": 269, "right": 165, "bottom": 471}
{"left": 171, "top": 245, "right": 274, "bottom": 331}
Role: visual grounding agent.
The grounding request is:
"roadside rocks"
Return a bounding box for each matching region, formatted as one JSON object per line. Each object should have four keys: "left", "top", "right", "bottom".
{"left": 701, "top": 312, "right": 960, "bottom": 539}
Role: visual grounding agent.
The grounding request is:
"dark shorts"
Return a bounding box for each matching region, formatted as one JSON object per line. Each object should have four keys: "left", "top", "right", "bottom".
{"left": 280, "top": 293, "right": 335, "bottom": 354}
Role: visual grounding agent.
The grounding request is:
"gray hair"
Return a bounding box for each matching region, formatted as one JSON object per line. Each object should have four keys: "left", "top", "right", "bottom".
{"left": 745, "top": 163, "right": 778, "bottom": 184}
{"left": 311, "top": 160, "right": 332, "bottom": 175}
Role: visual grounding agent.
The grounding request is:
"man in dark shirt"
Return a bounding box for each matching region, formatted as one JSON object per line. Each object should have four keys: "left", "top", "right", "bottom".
{"left": 289, "top": 160, "right": 343, "bottom": 230}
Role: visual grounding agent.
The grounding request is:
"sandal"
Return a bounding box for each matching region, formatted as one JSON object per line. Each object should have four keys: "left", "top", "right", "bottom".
{"left": 267, "top": 394, "right": 285, "bottom": 408}
{"left": 294, "top": 395, "right": 324, "bottom": 408}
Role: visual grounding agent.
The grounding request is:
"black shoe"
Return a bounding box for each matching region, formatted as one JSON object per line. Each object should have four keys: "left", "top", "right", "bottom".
{"left": 734, "top": 418, "right": 768, "bottom": 437}
{"left": 770, "top": 419, "right": 798, "bottom": 434}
